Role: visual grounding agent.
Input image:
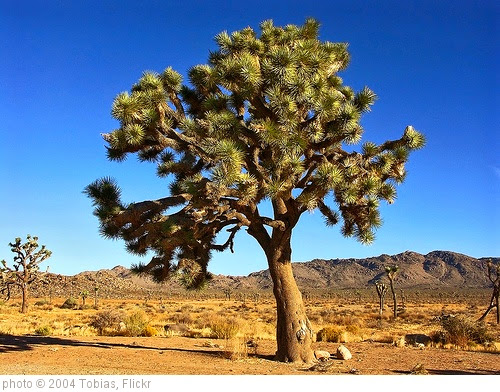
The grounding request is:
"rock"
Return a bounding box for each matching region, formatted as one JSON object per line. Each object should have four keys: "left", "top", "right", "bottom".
{"left": 336, "top": 344, "right": 352, "bottom": 360}
{"left": 314, "top": 350, "right": 331, "bottom": 361}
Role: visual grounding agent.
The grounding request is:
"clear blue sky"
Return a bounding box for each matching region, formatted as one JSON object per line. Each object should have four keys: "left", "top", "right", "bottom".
{"left": 1, "top": 0, "right": 498, "bottom": 277}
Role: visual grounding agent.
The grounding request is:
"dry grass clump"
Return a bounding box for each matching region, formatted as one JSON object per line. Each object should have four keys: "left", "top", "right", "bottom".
{"left": 89, "top": 310, "right": 123, "bottom": 335}
{"left": 433, "top": 315, "right": 493, "bottom": 348}
{"left": 208, "top": 315, "right": 241, "bottom": 339}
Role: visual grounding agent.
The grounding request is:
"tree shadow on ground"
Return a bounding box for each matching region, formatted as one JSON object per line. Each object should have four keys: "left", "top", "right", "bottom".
{"left": 0, "top": 334, "right": 274, "bottom": 361}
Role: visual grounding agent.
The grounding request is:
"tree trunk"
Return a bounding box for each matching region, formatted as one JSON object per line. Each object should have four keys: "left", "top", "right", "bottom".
{"left": 389, "top": 279, "right": 397, "bottom": 319}
{"left": 494, "top": 289, "right": 500, "bottom": 324}
{"left": 479, "top": 286, "right": 499, "bottom": 324}
{"left": 265, "top": 236, "right": 314, "bottom": 363}
{"left": 21, "top": 284, "right": 28, "bottom": 314}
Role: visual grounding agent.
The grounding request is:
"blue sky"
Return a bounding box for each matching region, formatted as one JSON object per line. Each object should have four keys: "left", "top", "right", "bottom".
{"left": 1, "top": 0, "right": 498, "bottom": 277}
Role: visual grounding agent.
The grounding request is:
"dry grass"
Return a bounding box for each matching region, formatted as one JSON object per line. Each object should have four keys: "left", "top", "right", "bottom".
{"left": 0, "top": 290, "right": 498, "bottom": 357}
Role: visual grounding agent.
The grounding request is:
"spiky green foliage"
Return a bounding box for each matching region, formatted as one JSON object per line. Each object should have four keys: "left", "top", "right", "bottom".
{"left": 0, "top": 235, "right": 52, "bottom": 312}
{"left": 86, "top": 19, "right": 424, "bottom": 289}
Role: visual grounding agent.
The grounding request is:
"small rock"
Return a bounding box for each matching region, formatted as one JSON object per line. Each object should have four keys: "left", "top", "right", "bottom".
{"left": 314, "top": 350, "right": 331, "bottom": 361}
{"left": 336, "top": 344, "right": 352, "bottom": 360}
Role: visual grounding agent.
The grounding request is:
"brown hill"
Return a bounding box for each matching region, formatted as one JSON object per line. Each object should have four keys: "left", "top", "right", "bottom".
{"left": 27, "top": 251, "right": 498, "bottom": 299}
{"left": 242, "top": 251, "right": 498, "bottom": 290}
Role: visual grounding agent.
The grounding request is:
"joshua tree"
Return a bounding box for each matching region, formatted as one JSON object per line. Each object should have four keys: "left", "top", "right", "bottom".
{"left": 223, "top": 288, "right": 233, "bottom": 301}
{"left": 478, "top": 260, "right": 499, "bottom": 324}
{"left": 374, "top": 281, "right": 388, "bottom": 318}
{"left": 385, "top": 265, "right": 399, "bottom": 319}
{"left": 93, "top": 286, "right": 99, "bottom": 308}
{"left": 85, "top": 19, "right": 424, "bottom": 362}
{"left": 0, "top": 235, "right": 52, "bottom": 313}
{"left": 80, "top": 290, "right": 89, "bottom": 307}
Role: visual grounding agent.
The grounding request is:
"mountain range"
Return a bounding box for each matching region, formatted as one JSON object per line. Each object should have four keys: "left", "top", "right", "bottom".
{"left": 31, "top": 250, "right": 498, "bottom": 299}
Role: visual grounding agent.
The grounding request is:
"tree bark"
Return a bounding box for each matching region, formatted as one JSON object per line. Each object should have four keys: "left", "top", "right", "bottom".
{"left": 389, "top": 278, "right": 397, "bottom": 319}
{"left": 265, "top": 233, "right": 314, "bottom": 363}
{"left": 478, "top": 286, "right": 499, "bottom": 324}
{"left": 21, "top": 283, "right": 28, "bottom": 314}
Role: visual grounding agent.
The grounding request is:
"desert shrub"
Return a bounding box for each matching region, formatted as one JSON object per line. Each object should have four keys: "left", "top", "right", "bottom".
{"left": 34, "top": 300, "right": 50, "bottom": 306}
{"left": 124, "top": 311, "right": 149, "bottom": 337}
{"left": 90, "top": 310, "right": 123, "bottom": 335}
{"left": 60, "top": 297, "right": 78, "bottom": 309}
{"left": 143, "top": 325, "right": 158, "bottom": 337}
{"left": 169, "top": 311, "right": 193, "bottom": 325}
{"left": 208, "top": 316, "right": 241, "bottom": 339}
{"left": 316, "top": 326, "right": 344, "bottom": 343}
{"left": 34, "top": 325, "right": 53, "bottom": 336}
{"left": 439, "top": 315, "right": 492, "bottom": 347}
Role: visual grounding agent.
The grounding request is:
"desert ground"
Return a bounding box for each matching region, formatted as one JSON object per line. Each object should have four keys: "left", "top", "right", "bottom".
{"left": 0, "top": 292, "right": 499, "bottom": 375}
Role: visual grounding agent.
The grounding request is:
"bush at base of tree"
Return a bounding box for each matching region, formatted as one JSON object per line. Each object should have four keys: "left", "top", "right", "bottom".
{"left": 439, "top": 315, "right": 492, "bottom": 347}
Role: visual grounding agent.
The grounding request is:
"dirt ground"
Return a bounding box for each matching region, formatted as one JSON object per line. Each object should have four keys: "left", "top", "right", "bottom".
{"left": 0, "top": 334, "right": 498, "bottom": 375}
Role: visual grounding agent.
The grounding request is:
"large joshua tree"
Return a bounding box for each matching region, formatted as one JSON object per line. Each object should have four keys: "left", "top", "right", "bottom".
{"left": 85, "top": 19, "right": 424, "bottom": 362}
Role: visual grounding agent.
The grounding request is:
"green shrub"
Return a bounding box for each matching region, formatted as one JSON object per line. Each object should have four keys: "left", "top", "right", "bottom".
{"left": 124, "top": 311, "right": 149, "bottom": 337}
{"left": 34, "top": 325, "right": 53, "bottom": 336}
{"left": 90, "top": 310, "right": 123, "bottom": 335}
{"left": 60, "top": 297, "right": 78, "bottom": 309}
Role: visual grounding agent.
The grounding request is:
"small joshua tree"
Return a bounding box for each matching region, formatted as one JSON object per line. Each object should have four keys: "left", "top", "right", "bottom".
{"left": 375, "top": 281, "right": 388, "bottom": 318}
{"left": 478, "top": 260, "right": 499, "bottom": 324}
{"left": 80, "top": 290, "right": 89, "bottom": 307}
{"left": 385, "top": 265, "right": 399, "bottom": 319}
{"left": 223, "top": 288, "right": 233, "bottom": 301}
{"left": 0, "top": 235, "right": 52, "bottom": 313}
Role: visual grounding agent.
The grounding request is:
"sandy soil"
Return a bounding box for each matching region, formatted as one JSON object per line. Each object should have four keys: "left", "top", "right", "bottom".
{"left": 0, "top": 335, "right": 498, "bottom": 375}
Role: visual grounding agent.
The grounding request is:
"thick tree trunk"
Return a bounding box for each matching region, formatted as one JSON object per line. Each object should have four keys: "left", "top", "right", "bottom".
{"left": 265, "top": 237, "right": 314, "bottom": 363}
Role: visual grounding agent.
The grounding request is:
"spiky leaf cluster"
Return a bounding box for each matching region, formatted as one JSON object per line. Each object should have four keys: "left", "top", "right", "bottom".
{"left": 1, "top": 235, "right": 52, "bottom": 299}
{"left": 86, "top": 19, "right": 424, "bottom": 288}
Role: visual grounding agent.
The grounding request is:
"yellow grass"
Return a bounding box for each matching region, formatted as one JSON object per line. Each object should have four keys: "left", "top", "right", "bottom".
{"left": 0, "top": 292, "right": 498, "bottom": 354}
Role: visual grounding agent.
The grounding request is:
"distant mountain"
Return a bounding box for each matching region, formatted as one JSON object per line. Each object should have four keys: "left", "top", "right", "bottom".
{"left": 29, "top": 251, "right": 498, "bottom": 298}
{"left": 236, "top": 251, "right": 498, "bottom": 290}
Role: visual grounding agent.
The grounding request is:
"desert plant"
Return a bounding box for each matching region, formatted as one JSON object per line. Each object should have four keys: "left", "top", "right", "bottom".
{"left": 439, "top": 314, "right": 492, "bottom": 347}
{"left": 34, "top": 325, "right": 53, "bottom": 336}
{"left": 60, "top": 297, "right": 78, "bottom": 309}
{"left": 223, "top": 288, "right": 233, "bottom": 301}
{"left": 385, "top": 265, "right": 399, "bottom": 318}
{"left": 0, "top": 235, "right": 52, "bottom": 313}
{"left": 143, "top": 325, "right": 158, "bottom": 337}
{"left": 316, "top": 326, "right": 344, "bottom": 343}
{"left": 80, "top": 290, "right": 89, "bottom": 307}
{"left": 478, "top": 260, "right": 499, "bottom": 324}
{"left": 85, "top": 19, "right": 425, "bottom": 362}
{"left": 208, "top": 316, "right": 241, "bottom": 339}
{"left": 375, "top": 281, "right": 388, "bottom": 318}
{"left": 124, "top": 311, "right": 149, "bottom": 337}
{"left": 90, "top": 310, "right": 123, "bottom": 335}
